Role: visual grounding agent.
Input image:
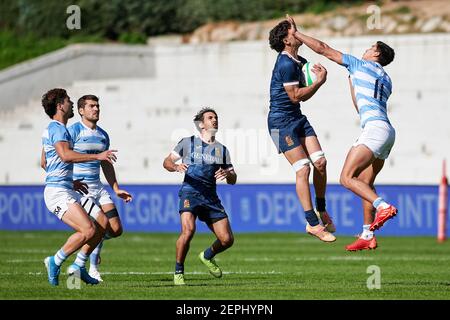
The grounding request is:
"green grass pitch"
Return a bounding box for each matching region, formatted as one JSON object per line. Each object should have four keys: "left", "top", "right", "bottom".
{"left": 1, "top": 231, "right": 450, "bottom": 300}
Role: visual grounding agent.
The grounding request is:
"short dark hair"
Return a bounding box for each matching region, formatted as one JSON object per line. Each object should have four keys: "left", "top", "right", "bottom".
{"left": 77, "top": 95, "right": 99, "bottom": 110}
{"left": 193, "top": 107, "right": 217, "bottom": 132}
{"left": 42, "top": 88, "right": 68, "bottom": 119}
{"left": 376, "top": 41, "right": 395, "bottom": 66}
{"left": 269, "top": 20, "right": 291, "bottom": 53}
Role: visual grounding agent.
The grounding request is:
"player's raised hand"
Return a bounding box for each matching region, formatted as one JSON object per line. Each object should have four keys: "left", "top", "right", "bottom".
{"left": 115, "top": 189, "right": 133, "bottom": 203}
{"left": 97, "top": 150, "right": 118, "bottom": 164}
{"left": 312, "top": 63, "right": 327, "bottom": 84}
{"left": 73, "top": 178, "right": 88, "bottom": 195}
{"left": 176, "top": 163, "right": 189, "bottom": 173}
{"left": 215, "top": 168, "right": 229, "bottom": 181}
{"left": 286, "top": 14, "right": 297, "bottom": 32}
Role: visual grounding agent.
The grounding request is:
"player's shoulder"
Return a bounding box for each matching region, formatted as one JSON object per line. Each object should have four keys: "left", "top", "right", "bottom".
{"left": 96, "top": 125, "right": 109, "bottom": 138}
{"left": 178, "top": 135, "right": 195, "bottom": 144}
{"left": 67, "top": 121, "right": 82, "bottom": 131}
{"left": 277, "top": 53, "right": 296, "bottom": 67}
{"left": 47, "top": 120, "right": 67, "bottom": 133}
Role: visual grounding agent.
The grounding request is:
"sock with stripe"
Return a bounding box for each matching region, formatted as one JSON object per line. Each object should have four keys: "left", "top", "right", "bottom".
{"left": 373, "top": 197, "right": 389, "bottom": 210}
{"left": 74, "top": 251, "right": 88, "bottom": 268}
{"left": 175, "top": 262, "right": 184, "bottom": 275}
{"left": 53, "top": 249, "right": 67, "bottom": 267}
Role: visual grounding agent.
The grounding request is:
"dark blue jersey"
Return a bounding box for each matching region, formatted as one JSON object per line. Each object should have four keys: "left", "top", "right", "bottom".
{"left": 269, "top": 52, "right": 308, "bottom": 118}
{"left": 173, "top": 136, "right": 233, "bottom": 198}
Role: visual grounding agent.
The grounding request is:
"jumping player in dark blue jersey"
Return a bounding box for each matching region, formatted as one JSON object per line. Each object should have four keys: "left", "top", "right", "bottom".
{"left": 163, "top": 108, "right": 237, "bottom": 285}
{"left": 268, "top": 19, "right": 336, "bottom": 242}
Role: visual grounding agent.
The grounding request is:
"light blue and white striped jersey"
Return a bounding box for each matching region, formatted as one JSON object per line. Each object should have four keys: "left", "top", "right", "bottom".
{"left": 42, "top": 120, "right": 74, "bottom": 189}
{"left": 68, "top": 121, "right": 110, "bottom": 184}
{"left": 342, "top": 54, "right": 393, "bottom": 128}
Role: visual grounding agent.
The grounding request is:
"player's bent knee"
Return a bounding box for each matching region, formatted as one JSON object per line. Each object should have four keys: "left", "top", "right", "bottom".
{"left": 220, "top": 235, "right": 234, "bottom": 248}
{"left": 311, "top": 151, "right": 326, "bottom": 171}
{"left": 82, "top": 224, "right": 96, "bottom": 241}
{"left": 292, "top": 158, "right": 311, "bottom": 173}
{"left": 339, "top": 174, "right": 351, "bottom": 189}
{"left": 295, "top": 162, "right": 311, "bottom": 180}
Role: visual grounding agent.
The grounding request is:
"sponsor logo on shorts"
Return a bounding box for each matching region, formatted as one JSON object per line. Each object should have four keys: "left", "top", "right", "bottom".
{"left": 53, "top": 206, "right": 62, "bottom": 216}
{"left": 285, "top": 135, "right": 294, "bottom": 147}
{"left": 183, "top": 199, "right": 190, "bottom": 208}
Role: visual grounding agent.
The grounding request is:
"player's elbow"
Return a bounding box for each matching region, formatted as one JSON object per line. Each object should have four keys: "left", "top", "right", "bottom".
{"left": 289, "top": 96, "right": 302, "bottom": 104}
{"left": 59, "top": 153, "right": 72, "bottom": 163}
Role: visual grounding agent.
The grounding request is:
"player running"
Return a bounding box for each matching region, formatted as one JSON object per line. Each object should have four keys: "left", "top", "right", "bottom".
{"left": 40, "top": 88, "right": 116, "bottom": 286}
{"left": 286, "top": 15, "right": 397, "bottom": 251}
{"left": 163, "top": 108, "right": 237, "bottom": 285}
{"left": 68, "top": 95, "right": 132, "bottom": 281}
{"left": 268, "top": 19, "right": 336, "bottom": 242}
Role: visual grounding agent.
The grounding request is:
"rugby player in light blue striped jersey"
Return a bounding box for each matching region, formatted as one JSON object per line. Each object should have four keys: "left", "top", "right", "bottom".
{"left": 40, "top": 88, "right": 116, "bottom": 286}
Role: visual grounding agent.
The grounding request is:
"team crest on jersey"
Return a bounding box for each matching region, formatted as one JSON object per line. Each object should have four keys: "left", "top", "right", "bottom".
{"left": 285, "top": 135, "right": 294, "bottom": 147}
{"left": 183, "top": 199, "right": 190, "bottom": 208}
{"left": 215, "top": 147, "right": 221, "bottom": 158}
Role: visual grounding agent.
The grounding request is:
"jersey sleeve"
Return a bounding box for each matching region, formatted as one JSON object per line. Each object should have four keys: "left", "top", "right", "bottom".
{"left": 50, "top": 124, "right": 71, "bottom": 146}
{"left": 104, "top": 131, "right": 110, "bottom": 149}
{"left": 67, "top": 124, "right": 79, "bottom": 145}
{"left": 172, "top": 137, "right": 188, "bottom": 160}
{"left": 221, "top": 147, "right": 234, "bottom": 170}
{"left": 342, "top": 54, "right": 363, "bottom": 74}
{"left": 279, "top": 59, "right": 300, "bottom": 86}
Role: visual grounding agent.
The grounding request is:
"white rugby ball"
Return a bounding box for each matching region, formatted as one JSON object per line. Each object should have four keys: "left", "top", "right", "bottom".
{"left": 302, "top": 62, "right": 317, "bottom": 86}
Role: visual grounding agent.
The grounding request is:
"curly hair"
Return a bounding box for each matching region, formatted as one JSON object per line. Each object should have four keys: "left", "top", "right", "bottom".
{"left": 193, "top": 107, "right": 218, "bottom": 132}
{"left": 41, "top": 88, "right": 68, "bottom": 119}
{"left": 269, "top": 20, "right": 291, "bottom": 53}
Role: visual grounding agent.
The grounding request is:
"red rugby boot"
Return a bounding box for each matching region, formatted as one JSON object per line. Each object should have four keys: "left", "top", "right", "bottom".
{"left": 369, "top": 205, "right": 398, "bottom": 231}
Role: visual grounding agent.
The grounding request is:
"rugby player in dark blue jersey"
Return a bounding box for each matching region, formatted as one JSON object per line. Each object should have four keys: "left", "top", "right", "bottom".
{"left": 163, "top": 108, "right": 237, "bottom": 285}
{"left": 268, "top": 19, "right": 336, "bottom": 242}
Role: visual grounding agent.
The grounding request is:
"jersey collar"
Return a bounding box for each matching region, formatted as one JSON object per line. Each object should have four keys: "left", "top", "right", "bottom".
{"left": 281, "top": 51, "right": 301, "bottom": 64}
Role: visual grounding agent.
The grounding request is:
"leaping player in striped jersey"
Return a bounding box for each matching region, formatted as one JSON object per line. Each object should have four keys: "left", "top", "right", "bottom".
{"left": 286, "top": 15, "right": 398, "bottom": 251}
{"left": 68, "top": 95, "right": 132, "bottom": 282}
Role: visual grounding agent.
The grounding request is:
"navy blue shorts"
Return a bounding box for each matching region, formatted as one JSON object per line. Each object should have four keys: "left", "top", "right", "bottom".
{"left": 267, "top": 115, "right": 316, "bottom": 153}
{"left": 179, "top": 191, "right": 228, "bottom": 224}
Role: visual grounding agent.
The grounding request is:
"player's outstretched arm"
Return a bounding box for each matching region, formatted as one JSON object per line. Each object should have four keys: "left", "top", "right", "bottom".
{"left": 287, "top": 14, "right": 343, "bottom": 65}
{"left": 101, "top": 161, "right": 132, "bottom": 203}
{"left": 54, "top": 141, "right": 117, "bottom": 164}
{"left": 163, "top": 153, "right": 188, "bottom": 173}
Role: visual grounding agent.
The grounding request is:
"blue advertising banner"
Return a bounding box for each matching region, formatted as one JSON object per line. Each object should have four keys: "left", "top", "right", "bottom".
{"left": 0, "top": 184, "right": 447, "bottom": 236}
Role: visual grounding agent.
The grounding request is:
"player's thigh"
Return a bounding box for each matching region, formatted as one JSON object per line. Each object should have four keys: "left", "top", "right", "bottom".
{"left": 301, "top": 135, "right": 323, "bottom": 155}
{"left": 208, "top": 218, "right": 233, "bottom": 243}
{"left": 180, "top": 211, "right": 196, "bottom": 234}
{"left": 283, "top": 145, "right": 309, "bottom": 165}
{"left": 62, "top": 202, "right": 95, "bottom": 233}
{"left": 358, "top": 158, "right": 385, "bottom": 186}
{"left": 341, "top": 145, "right": 376, "bottom": 178}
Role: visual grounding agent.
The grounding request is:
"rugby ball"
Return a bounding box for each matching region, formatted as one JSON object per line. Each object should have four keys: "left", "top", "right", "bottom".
{"left": 302, "top": 62, "right": 317, "bottom": 86}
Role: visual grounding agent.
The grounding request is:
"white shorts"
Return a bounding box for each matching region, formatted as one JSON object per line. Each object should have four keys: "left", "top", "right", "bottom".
{"left": 78, "top": 183, "right": 114, "bottom": 220}
{"left": 44, "top": 187, "right": 81, "bottom": 220}
{"left": 353, "top": 120, "right": 395, "bottom": 160}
